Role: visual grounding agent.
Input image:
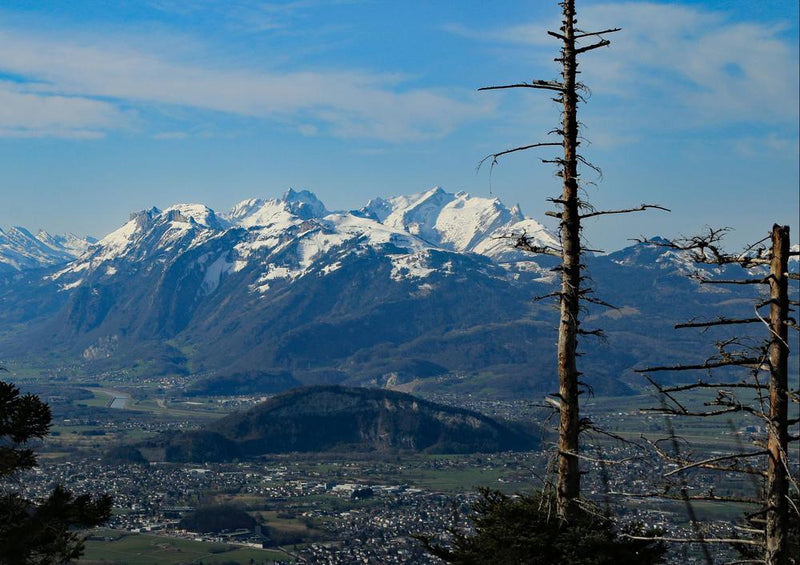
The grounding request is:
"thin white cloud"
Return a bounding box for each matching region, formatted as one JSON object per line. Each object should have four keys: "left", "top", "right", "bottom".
{"left": 446, "top": 2, "right": 799, "bottom": 127}
{"left": 0, "top": 81, "right": 125, "bottom": 138}
{"left": 153, "top": 131, "right": 189, "bottom": 140}
{"left": 0, "top": 25, "right": 492, "bottom": 141}
{"left": 0, "top": 127, "right": 105, "bottom": 140}
{"left": 580, "top": 3, "right": 799, "bottom": 124}
{"left": 733, "top": 134, "right": 800, "bottom": 159}
{"left": 297, "top": 124, "right": 318, "bottom": 136}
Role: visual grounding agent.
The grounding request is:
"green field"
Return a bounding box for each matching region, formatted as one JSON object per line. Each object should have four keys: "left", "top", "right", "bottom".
{"left": 80, "top": 530, "right": 293, "bottom": 565}
{"left": 76, "top": 389, "right": 117, "bottom": 408}
{"left": 583, "top": 391, "right": 797, "bottom": 450}
{"left": 400, "top": 462, "right": 531, "bottom": 492}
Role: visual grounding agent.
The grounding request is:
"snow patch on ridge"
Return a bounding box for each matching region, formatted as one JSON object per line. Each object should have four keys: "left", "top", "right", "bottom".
{"left": 202, "top": 255, "right": 233, "bottom": 294}
{"left": 59, "top": 278, "right": 84, "bottom": 292}
{"left": 391, "top": 251, "right": 436, "bottom": 281}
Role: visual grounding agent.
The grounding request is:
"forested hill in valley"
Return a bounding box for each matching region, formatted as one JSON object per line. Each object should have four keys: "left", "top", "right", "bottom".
{"left": 0, "top": 187, "right": 795, "bottom": 398}
{"left": 138, "top": 386, "right": 540, "bottom": 461}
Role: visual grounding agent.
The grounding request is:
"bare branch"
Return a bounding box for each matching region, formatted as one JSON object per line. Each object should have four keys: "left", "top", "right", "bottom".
{"left": 753, "top": 302, "right": 790, "bottom": 349}
{"left": 582, "top": 423, "right": 642, "bottom": 446}
{"left": 580, "top": 204, "right": 670, "bottom": 220}
{"left": 675, "top": 317, "right": 762, "bottom": 329}
{"left": 574, "top": 39, "right": 611, "bottom": 54}
{"left": 644, "top": 405, "right": 763, "bottom": 420}
{"left": 574, "top": 28, "right": 622, "bottom": 39}
{"left": 478, "top": 80, "right": 565, "bottom": 93}
{"left": 576, "top": 154, "right": 602, "bottom": 179}
{"left": 477, "top": 142, "right": 562, "bottom": 173}
{"left": 644, "top": 435, "right": 769, "bottom": 481}
{"left": 581, "top": 294, "right": 618, "bottom": 310}
{"left": 644, "top": 375, "right": 689, "bottom": 414}
{"left": 558, "top": 450, "right": 635, "bottom": 465}
{"left": 609, "top": 491, "right": 762, "bottom": 505}
{"left": 636, "top": 228, "right": 772, "bottom": 267}
{"left": 620, "top": 534, "right": 763, "bottom": 546}
{"left": 515, "top": 233, "right": 563, "bottom": 257}
{"left": 637, "top": 357, "right": 764, "bottom": 373}
{"left": 642, "top": 407, "right": 753, "bottom": 422}
{"left": 664, "top": 450, "right": 769, "bottom": 477}
{"left": 739, "top": 233, "right": 772, "bottom": 257}
{"left": 658, "top": 381, "right": 768, "bottom": 393}
{"left": 693, "top": 276, "right": 769, "bottom": 285}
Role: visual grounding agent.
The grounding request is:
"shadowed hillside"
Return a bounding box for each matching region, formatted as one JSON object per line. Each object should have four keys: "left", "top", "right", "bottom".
{"left": 146, "top": 386, "right": 540, "bottom": 462}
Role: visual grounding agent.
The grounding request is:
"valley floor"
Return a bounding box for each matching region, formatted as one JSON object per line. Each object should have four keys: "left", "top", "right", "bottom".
{"left": 12, "top": 380, "right": 796, "bottom": 564}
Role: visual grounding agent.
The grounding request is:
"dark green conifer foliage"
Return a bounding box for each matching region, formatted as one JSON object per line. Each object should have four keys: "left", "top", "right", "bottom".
{"left": 420, "top": 489, "right": 667, "bottom": 565}
{"left": 0, "top": 380, "right": 112, "bottom": 565}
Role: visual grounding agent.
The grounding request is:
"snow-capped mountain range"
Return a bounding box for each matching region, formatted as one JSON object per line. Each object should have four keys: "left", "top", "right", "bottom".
{"left": 0, "top": 187, "right": 791, "bottom": 398}
{"left": 2, "top": 187, "right": 555, "bottom": 274}
{"left": 0, "top": 226, "right": 95, "bottom": 273}
{"left": 45, "top": 186, "right": 559, "bottom": 293}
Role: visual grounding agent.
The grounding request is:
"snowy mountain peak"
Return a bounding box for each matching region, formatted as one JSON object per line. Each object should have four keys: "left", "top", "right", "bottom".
{"left": 360, "top": 196, "right": 393, "bottom": 222}
{"left": 381, "top": 186, "right": 456, "bottom": 243}
{"left": 225, "top": 190, "right": 328, "bottom": 230}
{"left": 115, "top": 204, "right": 220, "bottom": 241}
{"left": 34, "top": 229, "right": 58, "bottom": 246}
{"left": 282, "top": 188, "right": 328, "bottom": 220}
{"left": 35, "top": 230, "right": 96, "bottom": 255}
{"left": 65, "top": 204, "right": 224, "bottom": 276}
{"left": 8, "top": 225, "right": 36, "bottom": 240}
{"left": 162, "top": 203, "right": 223, "bottom": 229}
{"left": 364, "top": 187, "right": 558, "bottom": 258}
{"left": 0, "top": 226, "right": 94, "bottom": 272}
{"left": 129, "top": 207, "right": 161, "bottom": 230}
{"left": 422, "top": 185, "right": 447, "bottom": 198}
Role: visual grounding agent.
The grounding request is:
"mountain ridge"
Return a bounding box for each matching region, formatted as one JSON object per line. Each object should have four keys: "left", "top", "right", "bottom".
{"left": 0, "top": 226, "right": 95, "bottom": 273}
{"left": 2, "top": 186, "right": 558, "bottom": 275}
{"left": 1, "top": 187, "right": 790, "bottom": 399}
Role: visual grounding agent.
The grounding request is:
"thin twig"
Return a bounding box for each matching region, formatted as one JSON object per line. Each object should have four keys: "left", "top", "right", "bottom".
{"left": 476, "top": 142, "right": 562, "bottom": 174}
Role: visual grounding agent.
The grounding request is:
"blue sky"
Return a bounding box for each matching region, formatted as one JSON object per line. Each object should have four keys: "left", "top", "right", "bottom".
{"left": 0, "top": 0, "right": 797, "bottom": 251}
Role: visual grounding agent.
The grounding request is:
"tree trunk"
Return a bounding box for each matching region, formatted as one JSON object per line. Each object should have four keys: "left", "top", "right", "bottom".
{"left": 765, "top": 224, "right": 789, "bottom": 565}
{"left": 556, "top": 0, "right": 582, "bottom": 518}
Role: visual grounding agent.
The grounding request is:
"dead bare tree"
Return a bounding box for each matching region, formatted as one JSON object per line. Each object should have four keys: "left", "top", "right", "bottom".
{"left": 479, "top": 0, "right": 666, "bottom": 518}
{"left": 635, "top": 224, "right": 798, "bottom": 565}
